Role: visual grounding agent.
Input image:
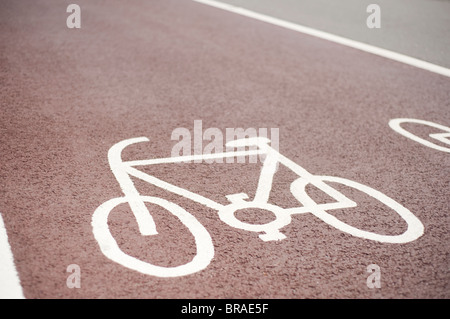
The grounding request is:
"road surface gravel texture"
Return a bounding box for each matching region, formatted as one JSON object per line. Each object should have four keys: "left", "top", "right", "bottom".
{"left": 0, "top": 0, "right": 449, "bottom": 299}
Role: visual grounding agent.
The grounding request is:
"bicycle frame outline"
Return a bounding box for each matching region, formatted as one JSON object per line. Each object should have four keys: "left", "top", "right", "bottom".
{"left": 92, "top": 137, "right": 424, "bottom": 277}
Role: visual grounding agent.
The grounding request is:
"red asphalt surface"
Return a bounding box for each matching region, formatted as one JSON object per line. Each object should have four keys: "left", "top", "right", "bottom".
{"left": 0, "top": 0, "right": 449, "bottom": 298}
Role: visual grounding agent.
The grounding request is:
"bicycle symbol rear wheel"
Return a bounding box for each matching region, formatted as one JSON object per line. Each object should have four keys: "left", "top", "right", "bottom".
{"left": 92, "top": 196, "right": 214, "bottom": 277}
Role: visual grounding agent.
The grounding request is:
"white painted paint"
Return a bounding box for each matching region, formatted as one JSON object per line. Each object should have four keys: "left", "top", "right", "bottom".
{"left": 93, "top": 136, "right": 424, "bottom": 277}
{"left": 428, "top": 132, "right": 450, "bottom": 146}
{"left": 0, "top": 213, "right": 25, "bottom": 299}
{"left": 92, "top": 196, "right": 214, "bottom": 278}
{"left": 292, "top": 176, "right": 424, "bottom": 243}
{"left": 192, "top": 0, "right": 450, "bottom": 78}
{"left": 389, "top": 118, "right": 450, "bottom": 153}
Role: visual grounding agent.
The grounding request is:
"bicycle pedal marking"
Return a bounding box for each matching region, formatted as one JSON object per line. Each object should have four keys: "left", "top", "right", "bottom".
{"left": 92, "top": 136, "right": 425, "bottom": 277}
{"left": 389, "top": 118, "right": 450, "bottom": 152}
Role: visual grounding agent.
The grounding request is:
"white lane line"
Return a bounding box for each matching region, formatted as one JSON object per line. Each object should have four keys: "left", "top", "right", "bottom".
{"left": 192, "top": 0, "right": 450, "bottom": 78}
{"left": 0, "top": 213, "right": 25, "bottom": 299}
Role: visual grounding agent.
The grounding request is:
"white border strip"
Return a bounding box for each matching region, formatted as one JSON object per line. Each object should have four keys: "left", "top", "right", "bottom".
{"left": 193, "top": 0, "right": 450, "bottom": 78}
{"left": 0, "top": 213, "right": 25, "bottom": 299}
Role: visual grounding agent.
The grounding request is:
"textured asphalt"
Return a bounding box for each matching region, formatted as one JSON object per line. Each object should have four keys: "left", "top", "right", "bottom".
{"left": 0, "top": 0, "right": 449, "bottom": 298}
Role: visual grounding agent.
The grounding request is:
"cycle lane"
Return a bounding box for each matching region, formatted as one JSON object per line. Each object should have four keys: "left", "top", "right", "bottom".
{"left": 0, "top": 0, "right": 449, "bottom": 298}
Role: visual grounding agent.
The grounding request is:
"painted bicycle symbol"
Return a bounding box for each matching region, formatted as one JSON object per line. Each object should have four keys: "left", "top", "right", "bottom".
{"left": 389, "top": 118, "right": 450, "bottom": 153}
{"left": 92, "top": 137, "right": 424, "bottom": 277}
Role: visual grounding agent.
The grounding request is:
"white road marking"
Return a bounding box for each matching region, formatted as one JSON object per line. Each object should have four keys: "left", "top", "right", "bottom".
{"left": 93, "top": 137, "right": 424, "bottom": 277}
{"left": 0, "top": 213, "right": 25, "bottom": 299}
{"left": 389, "top": 118, "right": 450, "bottom": 153}
{"left": 92, "top": 196, "right": 214, "bottom": 278}
{"left": 192, "top": 0, "right": 450, "bottom": 78}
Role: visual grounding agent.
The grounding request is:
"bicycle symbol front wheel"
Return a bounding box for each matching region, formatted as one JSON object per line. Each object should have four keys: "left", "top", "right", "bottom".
{"left": 291, "top": 176, "right": 424, "bottom": 243}
{"left": 92, "top": 196, "right": 214, "bottom": 278}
